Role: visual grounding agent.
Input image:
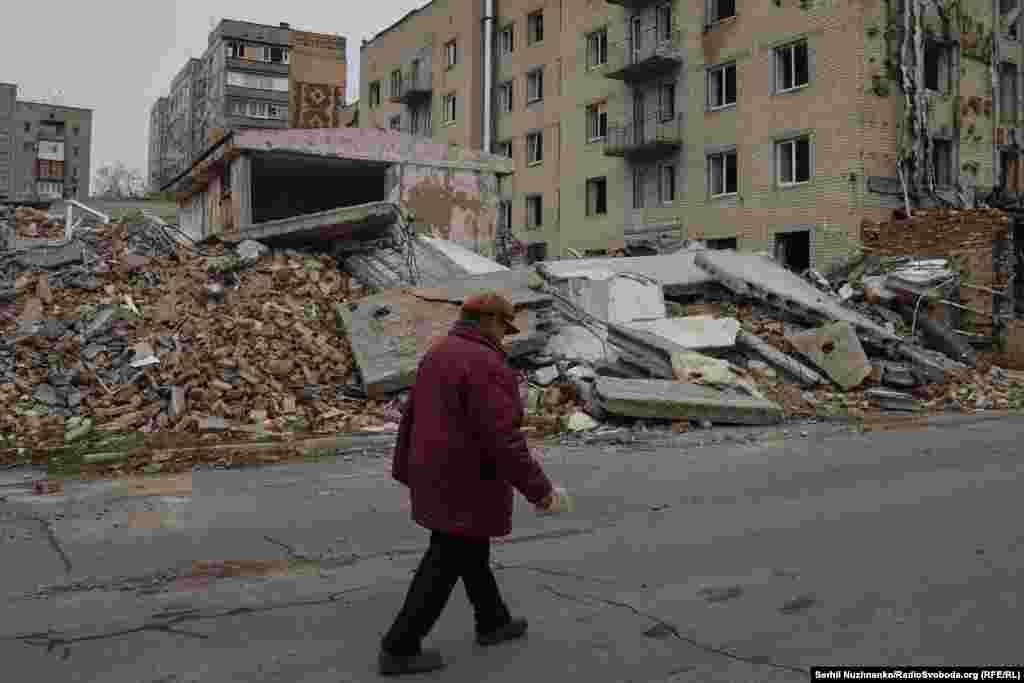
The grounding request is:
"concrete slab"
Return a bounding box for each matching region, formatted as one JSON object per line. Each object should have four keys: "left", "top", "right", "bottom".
{"left": 241, "top": 201, "right": 396, "bottom": 244}
{"left": 694, "top": 250, "right": 898, "bottom": 345}
{"left": 627, "top": 316, "right": 740, "bottom": 351}
{"left": 786, "top": 322, "right": 872, "bottom": 390}
{"left": 865, "top": 388, "right": 920, "bottom": 411}
{"left": 670, "top": 351, "right": 749, "bottom": 391}
{"left": 410, "top": 268, "right": 553, "bottom": 308}
{"left": 337, "top": 290, "right": 548, "bottom": 398}
{"left": 539, "top": 252, "right": 713, "bottom": 297}
{"left": 14, "top": 241, "right": 83, "bottom": 269}
{"left": 594, "top": 377, "right": 783, "bottom": 425}
{"left": 419, "top": 237, "right": 509, "bottom": 275}
{"left": 606, "top": 323, "right": 692, "bottom": 379}
{"left": 544, "top": 271, "right": 666, "bottom": 326}
{"left": 544, "top": 324, "right": 611, "bottom": 364}
{"left": 342, "top": 234, "right": 474, "bottom": 290}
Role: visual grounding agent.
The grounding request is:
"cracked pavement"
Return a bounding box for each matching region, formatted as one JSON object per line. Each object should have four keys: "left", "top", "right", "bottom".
{"left": 1, "top": 416, "right": 1023, "bottom": 681}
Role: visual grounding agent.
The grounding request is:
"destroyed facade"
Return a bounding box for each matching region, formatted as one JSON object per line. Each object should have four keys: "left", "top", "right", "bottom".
{"left": 361, "top": 0, "right": 1024, "bottom": 267}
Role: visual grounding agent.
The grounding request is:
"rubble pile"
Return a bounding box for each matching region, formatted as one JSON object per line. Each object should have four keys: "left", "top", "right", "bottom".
{"left": 10, "top": 206, "right": 65, "bottom": 240}
{"left": 4, "top": 200, "right": 1024, "bottom": 477}
{"left": 0, "top": 214, "right": 405, "bottom": 468}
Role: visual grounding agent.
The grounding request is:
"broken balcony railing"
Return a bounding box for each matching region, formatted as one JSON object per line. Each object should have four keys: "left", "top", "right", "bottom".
{"left": 605, "top": 27, "right": 684, "bottom": 82}
{"left": 604, "top": 113, "right": 683, "bottom": 160}
{"left": 389, "top": 68, "right": 433, "bottom": 104}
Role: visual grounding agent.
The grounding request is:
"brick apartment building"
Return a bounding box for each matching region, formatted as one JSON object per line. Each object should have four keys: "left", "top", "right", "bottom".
{"left": 0, "top": 83, "right": 93, "bottom": 204}
{"left": 360, "top": 0, "right": 1024, "bottom": 269}
{"left": 149, "top": 19, "right": 348, "bottom": 191}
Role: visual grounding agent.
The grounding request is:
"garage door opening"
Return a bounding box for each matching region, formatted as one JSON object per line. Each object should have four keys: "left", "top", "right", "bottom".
{"left": 250, "top": 152, "right": 391, "bottom": 224}
{"left": 774, "top": 230, "right": 810, "bottom": 272}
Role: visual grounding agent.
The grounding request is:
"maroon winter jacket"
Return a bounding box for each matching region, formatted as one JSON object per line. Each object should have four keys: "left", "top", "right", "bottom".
{"left": 392, "top": 321, "right": 554, "bottom": 538}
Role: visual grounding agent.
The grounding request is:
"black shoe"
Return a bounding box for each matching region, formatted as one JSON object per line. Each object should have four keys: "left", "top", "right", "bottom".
{"left": 378, "top": 649, "right": 445, "bottom": 676}
{"left": 476, "top": 617, "right": 528, "bottom": 646}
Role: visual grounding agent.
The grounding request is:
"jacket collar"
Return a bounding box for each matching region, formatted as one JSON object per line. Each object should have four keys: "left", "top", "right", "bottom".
{"left": 450, "top": 321, "right": 506, "bottom": 357}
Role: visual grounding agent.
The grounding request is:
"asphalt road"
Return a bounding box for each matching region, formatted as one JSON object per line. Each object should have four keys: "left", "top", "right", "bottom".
{"left": 1, "top": 415, "right": 1022, "bottom": 682}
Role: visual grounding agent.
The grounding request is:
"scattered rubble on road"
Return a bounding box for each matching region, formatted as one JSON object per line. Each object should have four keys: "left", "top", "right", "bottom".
{"left": 4, "top": 202, "right": 1024, "bottom": 477}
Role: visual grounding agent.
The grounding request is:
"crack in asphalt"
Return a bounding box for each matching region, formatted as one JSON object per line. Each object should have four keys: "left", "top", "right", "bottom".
{"left": 263, "top": 534, "right": 316, "bottom": 562}
{"left": 492, "top": 561, "right": 621, "bottom": 585}
{"left": 539, "top": 584, "right": 808, "bottom": 676}
{"left": 7, "top": 583, "right": 380, "bottom": 658}
{"left": 35, "top": 516, "right": 73, "bottom": 574}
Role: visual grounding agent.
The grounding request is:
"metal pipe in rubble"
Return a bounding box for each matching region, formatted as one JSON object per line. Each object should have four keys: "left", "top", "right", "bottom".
{"left": 482, "top": 0, "right": 495, "bottom": 153}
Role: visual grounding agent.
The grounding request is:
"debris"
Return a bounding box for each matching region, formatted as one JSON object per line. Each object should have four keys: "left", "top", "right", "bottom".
{"left": 787, "top": 322, "right": 872, "bottom": 391}
{"left": 865, "top": 388, "right": 920, "bottom": 412}
{"left": 541, "top": 270, "right": 666, "bottom": 325}
{"left": 594, "top": 377, "right": 783, "bottom": 425}
{"left": 874, "top": 361, "right": 920, "bottom": 389}
{"left": 235, "top": 239, "right": 270, "bottom": 265}
{"left": 537, "top": 251, "right": 713, "bottom": 298}
{"left": 735, "top": 330, "right": 826, "bottom": 388}
{"left": 532, "top": 365, "right": 559, "bottom": 386}
{"left": 626, "top": 316, "right": 740, "bottom": 351}
{"left": 897, "top": 304, "right": 977, "bottom": 368}
{"left": 670, "top": 351, "right": 750, "bottom": 392}
{"left": 33, "top": 480, "right": 64, "bottom": 495}
{"left": 563, "top": 410, "right": 600, "bottom": 432}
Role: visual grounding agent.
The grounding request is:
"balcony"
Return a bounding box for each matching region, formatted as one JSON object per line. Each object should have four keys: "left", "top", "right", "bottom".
{"left": 605, "top": 28, "right": 684, "bottom": 82}
{"left": 605, "top": 113, "right": 683, "bottom": 161}
{"left": 389, "top": 68, "right": 433, "bottom": 104}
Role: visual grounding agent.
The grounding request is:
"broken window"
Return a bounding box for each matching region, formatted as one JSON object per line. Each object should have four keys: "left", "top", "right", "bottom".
{"left": 586, "top": 176, "right": 608, "bottom": 216}
{"left": 775, "top": 41, "right": 809, "bottom": 92}
{"left": 657, "top": 4, "right": 673, "bottom": 42}
{"left": 1001, "top": 149, "right": 1018, "bottom": 190}
{"left": 708, "top": 62, "right": 736, "bottom": 109}
{"left": 632, "top": 167, "right": 646, "bottom": 209}
{"left": 389, "top": 115, "right": 401, "bottom": 131}
{"left": 528, "top": 11, "right": 544, "bottom": 44}
{"left": 493, "top": 140, "right": 512, "bottom": 157}
{"left": 527, "top": 68, "right": 544, "bottom": 103}
{"left": 443, "top": 93, "right": 457, "bottom": 123}
{"left": 226, "top": 41, "right": 243, "bottom": 58}
{"left": 526, "top": 242, "right": 548, "bottom": 263}
{"left": 498, "top": 200, "right": 512, "bottom": 231}
{"left": 587, "top": 29, "right": 608, "bottom": 68}
{"left": 269, "top": 46, "right": 286, "bottom": 63}
{"left": 932, "top": 138, "right": 953, "bottom": 187}
{"left": 777, "top": 136, "right": 811, "bottom": 185}
{"left": 527, "top": 130, "right": 543, "bottom": 164}
{"left": 446, "top": 40, "right": 458, "bottom": 68}
{"left": 526, "top": 194, "right": 543, "bottom": 229}
{"left": 924, "top": 41, "right": 952, "bottom": 93}
{"left": 1001, "top": 62, "right": 1018, "bottom": 123}
{"left": 73, "top": 146, "right": 79, "bottom": 157}
{"left": 707, "top": 237, "right": 737, "bottom": 250}
{"left": 1002, "top": 0, "right": 1020, "bottom": 39}
{"left": 369, "top": 82, "right": 381, "bottom": 107}
{"left": 709, "top": 0, "right": 736, "bottom": 24}
{"left": 73, "top": 126, "right": 79, "bottom": 136}
{"left": 660, "top": 164, "right": 676, "bottom": 203}
{"left": 390, "top": 69, "right": 403, "bottom": 97}
{"left": 586, "top": 102, "right": 608, "bottom": 141}
{"left": 497, "top": 81, "right": 514, "bottom": 113}
{"left": 499, "top": 25, "right": 514, "bottom": 55}
{"left": 23, "top": 122, "right": 29, "bottom": 133}
{"left": 774, "top": 231, "right": 810, "bottom": 272}
{"left": 708, "top": 150, "right": 738, "bottom": 196}
{"left": 659, "top": 82, "right": 676, "bottom": 121}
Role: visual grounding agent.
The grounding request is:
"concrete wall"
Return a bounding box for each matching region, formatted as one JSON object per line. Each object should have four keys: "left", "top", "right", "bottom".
{"left": 10, "top": 99, "right": 92, "bottom": 202}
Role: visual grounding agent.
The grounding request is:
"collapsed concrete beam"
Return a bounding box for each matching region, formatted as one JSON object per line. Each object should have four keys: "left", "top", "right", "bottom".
{"left": 242, "top": 201, "right": 398, "bottom": 244}
{"left": 594, "top": 377, "right": 783, "bottom": 425}
{"left": 896, "top": 304, "right": 977, "bottom": 368}
{"left": 735, "top": 330, "right": 826, "bottom": 388}
{"left": 694, "top": 250, "right": 898, "bottom": 346}
{"left": 605, "top": 323, "right": 691, "bottom": 379}
{"left": 538, "top": 251, "right": 713, "bottom": 297}
{"left": 626, "top": 316, "right": 740, "bottom": 351}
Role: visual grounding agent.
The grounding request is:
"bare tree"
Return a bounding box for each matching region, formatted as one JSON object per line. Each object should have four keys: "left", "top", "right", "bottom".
{"left": 92, "top": 162, "right": 146, "bottom": 200}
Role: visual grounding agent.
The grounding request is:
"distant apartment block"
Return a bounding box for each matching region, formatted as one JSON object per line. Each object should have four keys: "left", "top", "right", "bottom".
{"left": 0, "top": 83, "right": 92, "bottom": 203}
{"left": 361, "top": 0, "right": 1024, "bottom": 269}
{"left": 148, "top": 19, "right": 348, "bottom": 190}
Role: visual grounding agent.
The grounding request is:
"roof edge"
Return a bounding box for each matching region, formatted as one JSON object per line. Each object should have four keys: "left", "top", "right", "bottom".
{"left": 363, "top": 0, "right": 436, "bottom": 47}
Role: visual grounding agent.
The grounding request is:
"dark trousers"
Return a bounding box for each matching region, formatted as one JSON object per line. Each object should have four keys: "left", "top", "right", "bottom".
{"left": 381, "top": 530, "right": 511, "bottom": 655}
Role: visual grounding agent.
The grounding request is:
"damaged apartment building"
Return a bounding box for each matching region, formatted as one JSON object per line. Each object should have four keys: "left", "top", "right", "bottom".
{"left": 358, "top": 0, "right": 1024, "bottom": 270}
{"left": 165, "top": 126, "right": 513, "bottom": 271}
{"left": 149, "top": 19, "right": 347, "bottom": 190}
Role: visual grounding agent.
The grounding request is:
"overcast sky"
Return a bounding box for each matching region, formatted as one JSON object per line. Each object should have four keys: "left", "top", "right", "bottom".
{"left": 0, "top": 0, "right": 425, "bottom": 190}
